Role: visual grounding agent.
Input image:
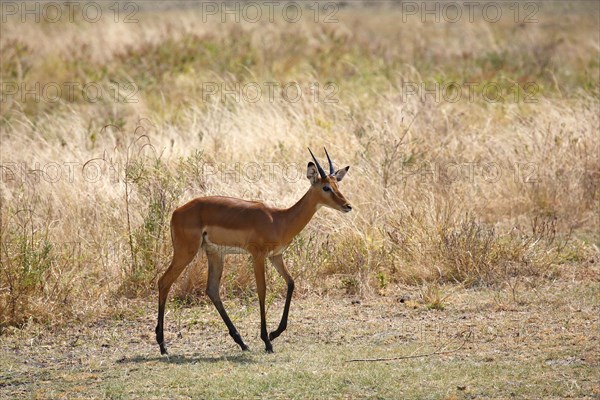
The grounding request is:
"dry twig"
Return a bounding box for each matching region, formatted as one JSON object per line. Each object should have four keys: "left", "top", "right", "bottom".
{"left": 346, "top": 331, "right": 472, "bottom": 363}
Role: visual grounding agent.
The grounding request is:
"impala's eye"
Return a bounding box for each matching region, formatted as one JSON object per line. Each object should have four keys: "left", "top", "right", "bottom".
{"left": 323, "top": 185, "right": 331, "bottom": 192}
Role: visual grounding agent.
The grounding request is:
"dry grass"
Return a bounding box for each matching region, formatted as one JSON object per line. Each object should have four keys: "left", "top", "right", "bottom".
{"left": 0, "top": 2, "right": 598, "bottom": 341}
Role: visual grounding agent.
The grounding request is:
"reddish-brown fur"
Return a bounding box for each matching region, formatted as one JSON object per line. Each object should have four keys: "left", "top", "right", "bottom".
{"left": 155, "top": 150, "right": 351, "bottom": 354}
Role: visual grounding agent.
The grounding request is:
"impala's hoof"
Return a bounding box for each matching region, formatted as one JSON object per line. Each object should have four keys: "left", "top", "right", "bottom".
{"left": 241, "top": 344, "right": 250, "bottom": 351}
{"left": 159, "top": 343, "right": 168, "bottom": 355}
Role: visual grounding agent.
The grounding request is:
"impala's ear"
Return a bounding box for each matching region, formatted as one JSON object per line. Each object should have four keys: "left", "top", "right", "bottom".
{"left": 307, "top": 162, "right": 320, "bottom": 184}
{"left": 334, "top": 166, "right": 349, "bottom": 182}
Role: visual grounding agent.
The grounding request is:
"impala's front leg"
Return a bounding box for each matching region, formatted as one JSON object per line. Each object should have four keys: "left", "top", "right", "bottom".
{"left": 253, "top": 255, "right": 273, "bottom": 353}
{"left": 268, "top": 254, "right": 295, "bottom": 341}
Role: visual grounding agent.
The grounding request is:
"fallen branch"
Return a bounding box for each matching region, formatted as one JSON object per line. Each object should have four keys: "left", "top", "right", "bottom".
{"left": 346, "top": 331, "right": 472, "bottom": 363}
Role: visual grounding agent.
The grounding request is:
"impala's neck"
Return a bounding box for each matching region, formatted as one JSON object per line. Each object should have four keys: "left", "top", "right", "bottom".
{"left": 276, "top": 188, "right": 320, "bottom": 243}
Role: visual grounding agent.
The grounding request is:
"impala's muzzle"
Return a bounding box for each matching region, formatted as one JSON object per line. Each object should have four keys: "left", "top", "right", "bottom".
{"left": 342, "top": 204, "right": 352, "bottom": 213}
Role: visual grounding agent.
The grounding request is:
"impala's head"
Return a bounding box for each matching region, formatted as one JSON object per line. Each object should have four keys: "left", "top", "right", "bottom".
{"left": 306, "top": 147, "right": 352, "bottom": 213}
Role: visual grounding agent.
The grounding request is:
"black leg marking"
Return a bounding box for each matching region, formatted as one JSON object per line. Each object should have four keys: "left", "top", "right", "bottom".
{"left": 269, "top": 280, "right": 295, "bottom": 341}
{"left": 268, "top": 255, "right": 295, "bottom": 342}
{"left": 254, "top": 255, "right": 273, "bottom": 353}
{"left": 206, "top": 251, "right": 249, "bottom": 351}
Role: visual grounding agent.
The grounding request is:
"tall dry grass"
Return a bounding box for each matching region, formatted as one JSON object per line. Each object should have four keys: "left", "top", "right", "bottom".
{"left": 1, "top": 2, "right": 598, "bottom": 328}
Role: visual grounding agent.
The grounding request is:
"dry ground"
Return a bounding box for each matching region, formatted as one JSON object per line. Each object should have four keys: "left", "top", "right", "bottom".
{"left": 1, "top": 279, "right": 598, "bottom": 399}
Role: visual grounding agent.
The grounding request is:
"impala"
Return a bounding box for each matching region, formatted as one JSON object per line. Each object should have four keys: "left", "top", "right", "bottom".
{"left": 155, "top": 148, "right": 352, "bottom": 354}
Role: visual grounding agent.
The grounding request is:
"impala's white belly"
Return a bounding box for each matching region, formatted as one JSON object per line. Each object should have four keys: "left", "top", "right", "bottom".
{"left": 202, "top": 235, "right": 248, "bottom": 255}
{"left": 201, "top": 226, "right": 286, "bottom": 257}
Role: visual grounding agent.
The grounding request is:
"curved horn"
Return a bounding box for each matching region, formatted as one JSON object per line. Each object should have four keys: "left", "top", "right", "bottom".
{"left": 324, "top": 146, "right": 334, "bottom": 175}
{"left": 308, "top": 147, "right": 326, "bottom": 178}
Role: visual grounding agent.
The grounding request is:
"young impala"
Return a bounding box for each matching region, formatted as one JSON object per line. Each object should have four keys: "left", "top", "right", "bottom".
{"left": 155, "top": 148, "right": 352, "bottom": 354}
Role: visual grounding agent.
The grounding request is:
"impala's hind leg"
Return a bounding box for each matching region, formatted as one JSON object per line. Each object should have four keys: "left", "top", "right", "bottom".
{"left": 155, "top": 228, "right": 201, "bottom": 355}
{"left": 206, "top": 250, "right": 249, "bottom": 351}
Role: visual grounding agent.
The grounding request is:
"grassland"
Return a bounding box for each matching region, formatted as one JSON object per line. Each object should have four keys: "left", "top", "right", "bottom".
{"left": 1, "top": 280, "right": 598, "bottom": 399}
{"left": 0, "top": 1, "right": 599, "bottom": 398}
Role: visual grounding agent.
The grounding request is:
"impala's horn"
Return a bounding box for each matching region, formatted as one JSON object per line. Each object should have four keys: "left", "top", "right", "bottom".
{"left": 324, "top": 146, "right": 334, "bottom": 176}
{"left": 308, "top": 147, "right": 327, "bottom": 179}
